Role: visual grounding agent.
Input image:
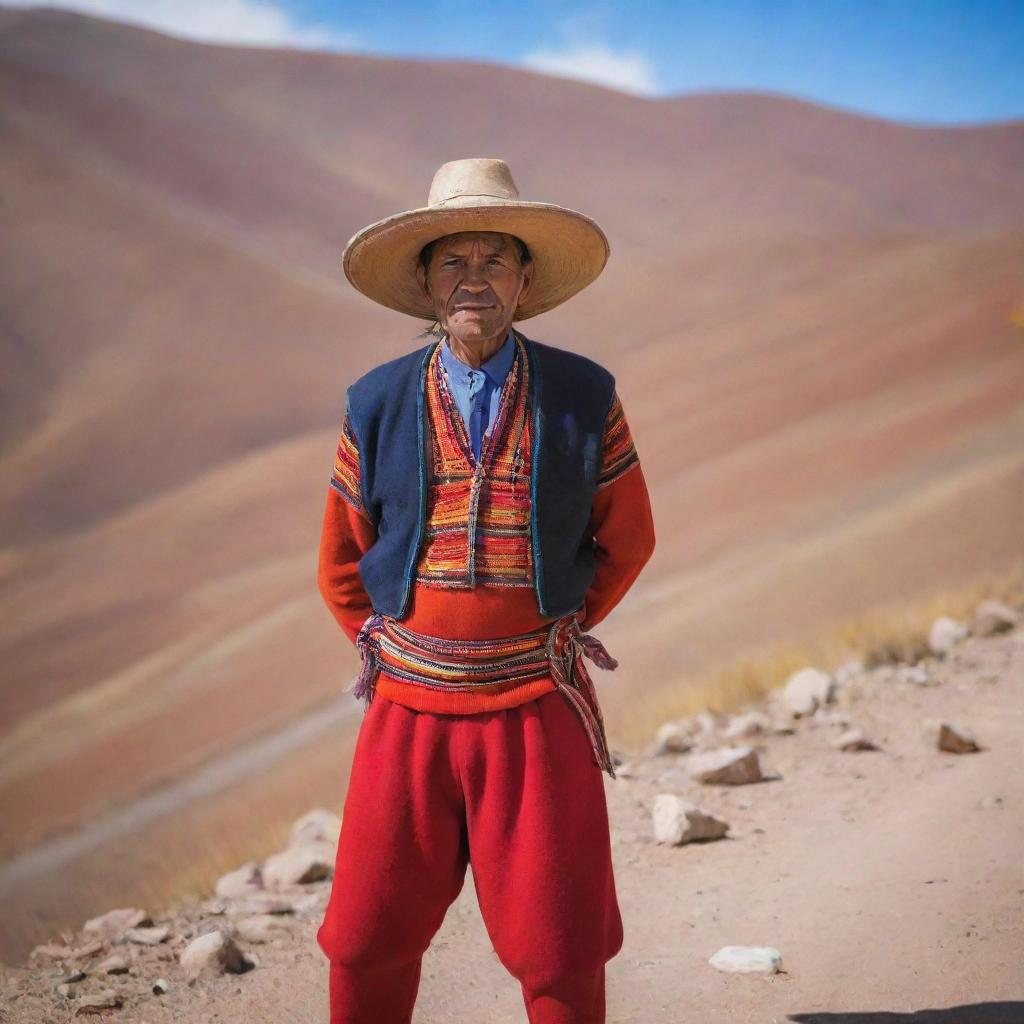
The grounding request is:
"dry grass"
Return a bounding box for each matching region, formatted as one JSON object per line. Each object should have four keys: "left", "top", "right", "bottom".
{"left": 617, "top": 558, "right": 1024, "bottom": 753}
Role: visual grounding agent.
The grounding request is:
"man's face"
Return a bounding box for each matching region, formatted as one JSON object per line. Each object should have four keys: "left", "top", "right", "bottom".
{"left": 415, "top": 231, "right": 533, "bottom": 347}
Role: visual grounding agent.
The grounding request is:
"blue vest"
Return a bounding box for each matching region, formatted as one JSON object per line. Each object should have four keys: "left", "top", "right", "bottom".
{"left": 344, "top": 329, "right": 617, "bottom": 619}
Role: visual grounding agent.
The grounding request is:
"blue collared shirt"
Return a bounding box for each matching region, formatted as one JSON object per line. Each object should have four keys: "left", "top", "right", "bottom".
{"left": 438, "top": 329, "right": 515, "bottom": 461}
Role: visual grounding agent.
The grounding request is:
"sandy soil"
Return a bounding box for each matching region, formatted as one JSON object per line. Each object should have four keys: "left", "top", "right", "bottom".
{"left": 3, "top": 626, "right": 1022, "bottom": 1023}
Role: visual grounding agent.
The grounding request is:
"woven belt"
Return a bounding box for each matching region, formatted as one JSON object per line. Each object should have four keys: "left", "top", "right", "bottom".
{"left": 345, "top": 613, "right": 620, "bottom": 778}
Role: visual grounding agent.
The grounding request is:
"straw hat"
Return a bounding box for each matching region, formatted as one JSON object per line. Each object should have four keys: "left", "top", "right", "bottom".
{"left": 341, "top": 158, "right": 610, "bottom": 321}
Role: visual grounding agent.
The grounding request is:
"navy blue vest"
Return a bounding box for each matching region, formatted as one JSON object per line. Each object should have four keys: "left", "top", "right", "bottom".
{"left": 345, "top": 329, "right": 616, "bottom": 619}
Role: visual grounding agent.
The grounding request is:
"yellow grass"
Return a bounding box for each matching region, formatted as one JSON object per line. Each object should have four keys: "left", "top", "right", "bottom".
{"left": 618, "top": 558, "right": 1024, "bottom": 752}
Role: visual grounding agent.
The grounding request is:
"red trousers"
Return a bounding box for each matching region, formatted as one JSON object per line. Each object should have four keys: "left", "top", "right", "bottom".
{"left": 316, "top": 687, "right": 624, "bottom": 1023}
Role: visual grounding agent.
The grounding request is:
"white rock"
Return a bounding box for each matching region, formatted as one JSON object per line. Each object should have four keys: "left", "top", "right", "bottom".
{"left": 722, "top": 711, "right": 772, "bottom": 740}
{"left": 929, "top": 616, "right": 969, "bottom": 656}
{"left": 653, "top": 721, "right": 693, "bottom": 755}
{"left": 832, "top": 727, "right": 878, "bottom": 752}
{"left": 709, "top": 945, "right": 782, "bottom": 973}
{"left": 74, "top": 989, "right": 123, "bottom": 1013}
{"left": 232, "top": 914, "right": 295, "bottom": 944}
{"left": 81, "top": 908, "right": 151, "bottom": 943}
{"left": 289, "top": 808, "right": 341, "bottom": 849}
{"left": 262, "top": 841, "right": 334, "bottom": 889}
{"left": 652, "top": 794, "right": 729, "bottom": 845}
{"left": 216, "top": 861, "right": 264, "bottom": 899}
{"left": 29, "top": 943, "right": 77, "bottom": 962}
{"left": 973, "top": 600, "right": 1019, "bottom": 637}
{"left": 782, "top": 667, "right": 836, "bottom": 717}
{"left": 686, "top": 746, "right": 763, "bottom": 785}
{"left": 224, "top": 894, "right": 295, "bottom": 917}
{"left": 929, "top": 720, "right": 980, "bottom": 753}
{"left": 179, "top": 929, "right": 250, "bottom": 977}
{"left": 898, "top": 665, "right": 937, "bottom": 686}
{"left": 123, "top": 925, "right": 169, "bottom": 945}
{"left": 96, "top": 954, "right": 129, "bottom": 974}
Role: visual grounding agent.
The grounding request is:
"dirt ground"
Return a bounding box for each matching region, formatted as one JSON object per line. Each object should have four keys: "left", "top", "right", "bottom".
{"left": 3, "top": 626, "right": 1022, "bottom": 1023}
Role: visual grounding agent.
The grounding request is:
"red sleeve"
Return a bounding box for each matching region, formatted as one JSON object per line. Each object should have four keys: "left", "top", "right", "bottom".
{"left": 578, "top": 393, "right": 656, "bottom": 631}
{"left": 317, "top": 412, "right": 377, "bottom": 646}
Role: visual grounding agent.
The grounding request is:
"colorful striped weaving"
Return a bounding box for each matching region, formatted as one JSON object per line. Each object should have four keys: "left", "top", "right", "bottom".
{"left": 368, "top": 617, "right": 551, "bottom": 691}
{"left": 416, "top": 334, "right": 534, "bottom": 588}
{"left": 330, "top": 414, "right": 366, "bottom": 516}
{"left": 349, "top": 611, "right": 621, "bottom": 778}
{"left": 598, "top": 392, "right": 640, "bottom": 488}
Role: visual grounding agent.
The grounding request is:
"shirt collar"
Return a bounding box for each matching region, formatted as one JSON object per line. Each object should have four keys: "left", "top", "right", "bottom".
{"left": 439, "top": 328, "right": 515, "bottom": 388}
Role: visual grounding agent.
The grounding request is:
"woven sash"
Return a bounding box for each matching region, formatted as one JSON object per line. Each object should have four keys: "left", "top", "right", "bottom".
{"left": 347, "top": 613, "right": 620, "bottom": 779}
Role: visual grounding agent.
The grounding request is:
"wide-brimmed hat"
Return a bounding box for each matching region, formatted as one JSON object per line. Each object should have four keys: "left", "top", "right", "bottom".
{"left": 341, "top": 158, "right": 610, "bottom": 321}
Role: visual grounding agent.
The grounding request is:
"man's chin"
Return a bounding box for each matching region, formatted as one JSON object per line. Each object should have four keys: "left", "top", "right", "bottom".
{"left": 445, "top": 316, "right": 503, "bottom": 340}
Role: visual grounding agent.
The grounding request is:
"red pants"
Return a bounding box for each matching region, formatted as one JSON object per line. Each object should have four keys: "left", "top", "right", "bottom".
{"left": 316, "top": 687, "right": 624, "bottom": 1023}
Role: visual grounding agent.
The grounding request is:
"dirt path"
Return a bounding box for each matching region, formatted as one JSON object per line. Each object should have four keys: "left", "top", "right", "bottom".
{"left": 4, "top": 628, "right": 1022, "bottom": 1022}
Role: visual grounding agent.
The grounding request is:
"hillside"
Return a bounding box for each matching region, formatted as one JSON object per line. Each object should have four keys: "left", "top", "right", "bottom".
{"left": 1, "top": 6, "right": 1023, "bottom": 964}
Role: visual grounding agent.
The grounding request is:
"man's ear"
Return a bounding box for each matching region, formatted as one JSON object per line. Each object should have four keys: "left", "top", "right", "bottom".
{"left": 517, "top": 260, "right": 535, "bottom": 302}
{"left": 415, "top": 262, "right": 431, "bottom": 300}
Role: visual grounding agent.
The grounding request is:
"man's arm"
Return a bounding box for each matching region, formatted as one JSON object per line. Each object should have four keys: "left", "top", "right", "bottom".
{"left": 317, "top": 411, "right": 377, "bottom": 646}
{"left": 578, "top": 391, "right": 656, "bottom": 632}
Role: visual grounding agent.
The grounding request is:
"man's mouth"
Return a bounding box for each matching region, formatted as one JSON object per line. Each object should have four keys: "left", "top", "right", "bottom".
{"left": 453, "top": 303, "right": 494, "bottom": 311}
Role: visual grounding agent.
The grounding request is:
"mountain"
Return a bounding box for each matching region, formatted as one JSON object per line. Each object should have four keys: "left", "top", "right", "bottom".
{"left": 1, "top": 6, "right": 1022, "bottom": 964}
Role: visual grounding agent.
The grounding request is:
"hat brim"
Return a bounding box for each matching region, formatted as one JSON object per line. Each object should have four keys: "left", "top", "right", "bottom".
{"left": 341, "top": 200, "right": 610, "bottom": 321}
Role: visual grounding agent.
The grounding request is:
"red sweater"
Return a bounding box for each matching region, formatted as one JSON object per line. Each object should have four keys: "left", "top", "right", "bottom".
{"left": 317, "top": 380, "right": 656, "bottom": 715}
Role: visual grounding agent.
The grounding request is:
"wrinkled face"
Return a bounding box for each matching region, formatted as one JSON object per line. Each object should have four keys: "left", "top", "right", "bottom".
{"left": 415, "top": 231, "right": 533, "bottom": 345}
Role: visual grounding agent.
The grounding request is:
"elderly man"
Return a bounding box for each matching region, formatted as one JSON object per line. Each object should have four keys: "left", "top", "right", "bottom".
{"left": 316, "top": 158, "right": 656, "bottom": 1024}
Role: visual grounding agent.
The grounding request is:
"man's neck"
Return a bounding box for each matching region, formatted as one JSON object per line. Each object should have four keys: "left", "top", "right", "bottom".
{"left": 444, "top": 328, "right": 510, "bottom": 368}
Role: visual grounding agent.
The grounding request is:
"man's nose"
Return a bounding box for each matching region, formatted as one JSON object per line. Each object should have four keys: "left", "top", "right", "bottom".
{"left": 457, "top": 277, "right": 491, "bottom": 297}
{"left": 461, "top": 260, "right": 491, "bottom": 285}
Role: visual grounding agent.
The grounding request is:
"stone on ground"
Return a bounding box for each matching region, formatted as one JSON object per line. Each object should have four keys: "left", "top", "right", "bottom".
{"left": 652, "top": 794, "right": 729, "bottom": 845}
{"left": 708, "top": 945, "right": 783, "bottom": 973}
{"left": 179, "top": 929, "right": 250, "bottom": 977}
{"left": 973, "top": 600, "right": 1018, "bottom": 637}
{"left": 783, "top": 667, "right": 836, "bottom": 716}
{"left": 686, "top": 746, "right": 764, "bottom": 785}
{"left": 929, "top": 616, "right": 968, "bottom": 656}
{"left": 832, "top": 727, "right": 879, "bottom": 752}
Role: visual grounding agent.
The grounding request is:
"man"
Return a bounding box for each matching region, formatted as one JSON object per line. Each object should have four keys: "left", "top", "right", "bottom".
{"left": 316, "top": 157, "right": 656, "bottom": 1024}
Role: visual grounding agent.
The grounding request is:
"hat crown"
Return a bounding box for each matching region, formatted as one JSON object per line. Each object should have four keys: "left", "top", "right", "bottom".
{"left": 427, "top": 158, "right": 520, "bottom": 208}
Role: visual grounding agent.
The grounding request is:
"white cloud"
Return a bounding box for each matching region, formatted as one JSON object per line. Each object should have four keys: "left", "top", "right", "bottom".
{"left": 4, "top": 0, "right": 359, "bottom": 50}
{"left": 522, "top": 40, "right": 658, "bottom": 96}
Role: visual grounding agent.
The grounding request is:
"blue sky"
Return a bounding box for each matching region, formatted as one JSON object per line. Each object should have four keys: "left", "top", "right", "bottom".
{"left": 9, "top": 0, "right": 1023, "bottom": 124}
